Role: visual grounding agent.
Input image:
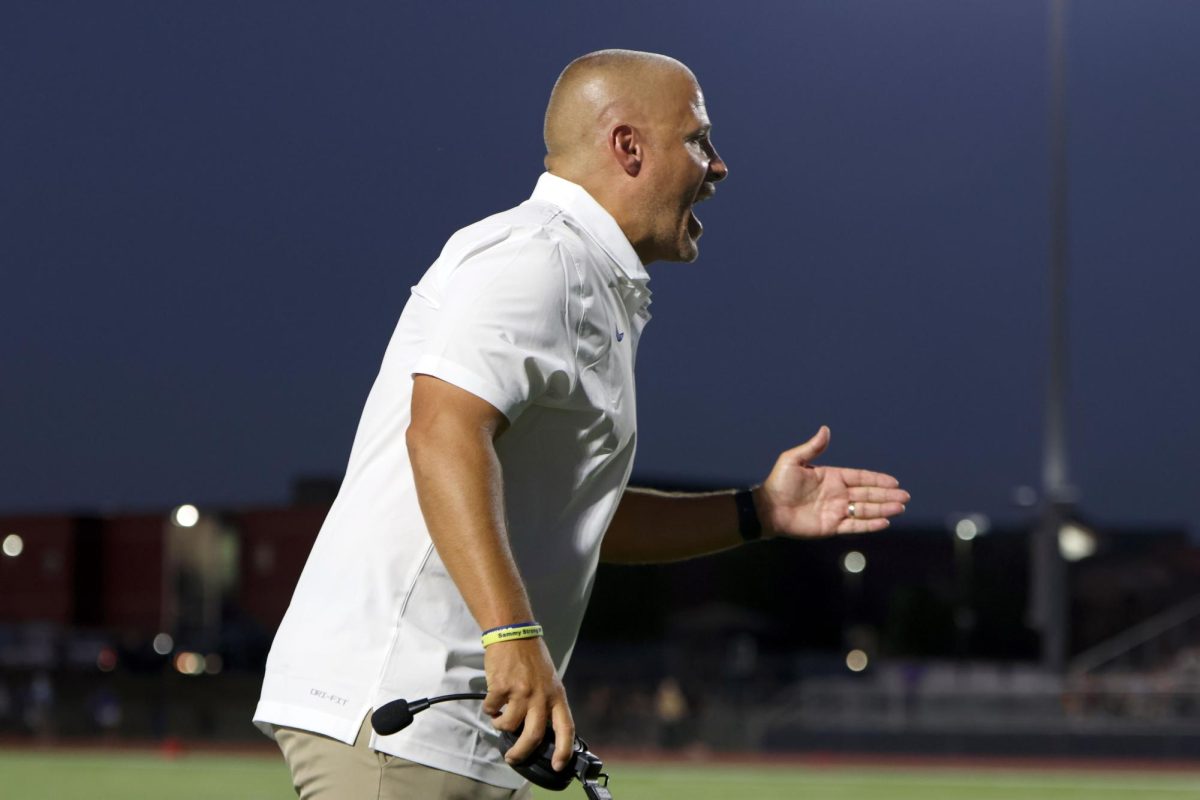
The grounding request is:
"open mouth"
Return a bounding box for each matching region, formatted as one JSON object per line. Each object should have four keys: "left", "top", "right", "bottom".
{"left": 688, "top": 184, "right": 716, "bottom": 239}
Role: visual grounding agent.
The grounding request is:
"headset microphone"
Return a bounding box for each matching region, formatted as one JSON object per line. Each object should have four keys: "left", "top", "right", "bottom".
{"left": 371, "top": 693, "right": 613, "bottom": 798}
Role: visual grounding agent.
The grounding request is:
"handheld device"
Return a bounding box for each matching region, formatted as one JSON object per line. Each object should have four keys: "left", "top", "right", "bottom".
{"left": 371, "top": 693, "right": 613, "bottom": 798}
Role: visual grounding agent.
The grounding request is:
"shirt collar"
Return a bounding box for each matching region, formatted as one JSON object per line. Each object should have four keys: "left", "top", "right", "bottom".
{"left": 530, "top": 172, "right": 650, "bottom": 287}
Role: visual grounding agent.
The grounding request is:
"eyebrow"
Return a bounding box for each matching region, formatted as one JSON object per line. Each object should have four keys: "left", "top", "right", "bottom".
{"left": 688, "top": 124, "right": 712, "bottom": 138}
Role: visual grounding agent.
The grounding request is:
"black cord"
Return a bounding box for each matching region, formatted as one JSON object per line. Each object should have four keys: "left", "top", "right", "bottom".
{"left": 427, "top": 692, "right": 487, "bottom": 704}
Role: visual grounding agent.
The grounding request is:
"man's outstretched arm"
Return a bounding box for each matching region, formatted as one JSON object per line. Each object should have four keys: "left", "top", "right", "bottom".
{"left": 407, "top": 374, "right": 575, "bottom": 771}
{"left": 601, "top": 426, "right": 909, "bottom": 564}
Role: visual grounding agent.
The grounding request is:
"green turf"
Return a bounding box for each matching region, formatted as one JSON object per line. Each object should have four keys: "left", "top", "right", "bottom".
{"left": 1, "top": 751, "right": 294, "bottom": 800}
{"left": 3, "top": 751, "right": 1199, "bottom": 799}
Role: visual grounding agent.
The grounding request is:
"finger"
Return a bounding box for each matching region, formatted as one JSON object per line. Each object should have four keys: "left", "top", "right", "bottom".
{"left": 783, "top": 426, "right": 830, "bottom": 465}
{"left": 837, "top": 517, "right": 891, "bottom": 534}
{"left": 482, "top": 688, "right": 506, "bottom": 719}
{"left": 506, "top": 706, "right": 547, "bottom": 765}
{"left": 491, "top": 688, "right": 530, "bottom": 733}
{"left": 837, "top": 467, "right": 900, "bottom": 489}
{"left": 847, "top": 501, "right": 906, "bottom": 519}
{"left": 848, "top": 486, "right": 911, "bottom": 504}
{"left": 494, "top": 704, "right": 526, "bottom": 734}
{"left": 549, "top": 699, "right": 576, "bottom": 772}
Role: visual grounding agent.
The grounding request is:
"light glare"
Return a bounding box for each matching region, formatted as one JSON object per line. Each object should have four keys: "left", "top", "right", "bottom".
{"left": 953, "top": 514, "right": 990, "bottom": 541}
{"left": 97, "top": 646, "right": 118, "bottom": 672}
{"left": 846, "top": 649, "right": 869, "bottom": 672}
{"left": 153, "top": 633, "right": 174, "bottom": 655}
{"left": 172, "top": 504, "right": 200, "bottom": 528}
{"left": 174, "top": 651, "right": 206, "bottom": 675}
{"left": 2, "top": 534, "right": 23, "bottom": 557}
{"left": 1059, "top": 523, "right": 1097, "bottom": 561}
{"left": 842, "top": 551, "right": 866, "bottom": 574}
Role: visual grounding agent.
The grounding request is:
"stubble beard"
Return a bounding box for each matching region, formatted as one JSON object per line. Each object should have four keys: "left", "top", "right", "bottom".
{"left": 658, "top": 200, "right": 700, "bottom": 263}
{"left": 677, "top": 204, "right": 701, "bottom": 262}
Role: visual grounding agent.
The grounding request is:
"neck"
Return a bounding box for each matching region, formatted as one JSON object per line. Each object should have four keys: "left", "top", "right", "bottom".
{"left": 552, "top": 172, "right": 655, "bottom": 264}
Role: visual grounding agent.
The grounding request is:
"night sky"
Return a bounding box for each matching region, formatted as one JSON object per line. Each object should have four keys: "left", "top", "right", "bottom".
{"left": 4, "top": 2, "right": 1198, "bottom": 538}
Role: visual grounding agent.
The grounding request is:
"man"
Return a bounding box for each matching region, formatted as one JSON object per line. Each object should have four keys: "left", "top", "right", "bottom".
{"left": 254, "top": 49, "right": 909, "bottom": 799}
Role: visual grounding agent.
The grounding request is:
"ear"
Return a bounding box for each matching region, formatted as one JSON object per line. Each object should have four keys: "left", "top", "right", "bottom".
{"left": 609, "top": 124, "right": 642, "bottom": 177}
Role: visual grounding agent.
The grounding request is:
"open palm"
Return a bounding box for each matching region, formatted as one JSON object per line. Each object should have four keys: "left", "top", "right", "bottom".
{"left": 756, "top": 426, "right": 909, "bottom": 538}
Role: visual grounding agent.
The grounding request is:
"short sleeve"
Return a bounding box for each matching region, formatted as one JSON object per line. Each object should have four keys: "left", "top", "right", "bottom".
{"left": 412, "top": 230, "right": 577, "bottom": 423}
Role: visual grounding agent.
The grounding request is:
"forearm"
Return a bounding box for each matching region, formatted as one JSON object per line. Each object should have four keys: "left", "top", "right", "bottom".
{"left": 407, "top": 417, "right": 533, "bottom": 630}
{"left": 600, "top": 486, "right": 759, "bottom": 564}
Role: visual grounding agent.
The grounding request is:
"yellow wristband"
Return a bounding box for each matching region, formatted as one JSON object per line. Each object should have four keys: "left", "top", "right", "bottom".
{"left": 480, "top": 623, "right": 544, "bottom": 648}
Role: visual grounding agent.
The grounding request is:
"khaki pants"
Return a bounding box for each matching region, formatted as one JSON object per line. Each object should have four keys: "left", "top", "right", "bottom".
{"left": 274, "top": 715, "right": 531, "bottom": 800}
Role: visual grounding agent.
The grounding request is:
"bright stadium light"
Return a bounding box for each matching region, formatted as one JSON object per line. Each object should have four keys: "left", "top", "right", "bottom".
{"left": 846, "top": 649, "right": 869, "bottom": 672}
{"left": 175, "top": 652, "right": 206, "bottom": 675}
{"left": 955, "top": 519, "right": 978, "bottom": 541}
{"left": 153, "top": 633, "right": 174, "bottom": 655}
{"left": 1058, "top": 522, "right": 1097, "bottom": 561}
{"left": 2, "top": 534, "right": 23, "bottom": 557}
{"left": 842, "top": 551, "right": 866, "bottom": 574}
{"left": 954, "top": 513, "right": 990, "bottom": 542}
{"left": 172, "top": 504, "right": 200, "bottom": 528}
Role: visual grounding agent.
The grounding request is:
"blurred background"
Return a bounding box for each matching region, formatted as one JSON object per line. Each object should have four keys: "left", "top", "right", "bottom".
{"left": 2, "top": 0, "right": 1199, "bottom": 763}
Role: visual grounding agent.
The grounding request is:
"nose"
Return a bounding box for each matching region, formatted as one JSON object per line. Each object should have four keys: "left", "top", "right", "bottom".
{"left": 706, "top": 145, "right": 728, "bottom": 183}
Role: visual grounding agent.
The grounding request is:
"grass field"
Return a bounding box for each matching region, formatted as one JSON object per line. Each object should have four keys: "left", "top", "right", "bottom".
{"left": 4, "top": 751, "right": 1199, "bottom": 799}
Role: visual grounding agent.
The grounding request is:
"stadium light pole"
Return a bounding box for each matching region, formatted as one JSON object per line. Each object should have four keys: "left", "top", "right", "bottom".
{"left": 1031, "top": 0, "right": 1073, "bottom": 674}
{"left": 952, "top": 515, "right": 987, "bottom": 658}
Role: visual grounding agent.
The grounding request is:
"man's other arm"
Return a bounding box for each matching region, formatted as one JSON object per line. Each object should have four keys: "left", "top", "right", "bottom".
{"left": 601, "top": 426, "right": 910, "bottom": 564}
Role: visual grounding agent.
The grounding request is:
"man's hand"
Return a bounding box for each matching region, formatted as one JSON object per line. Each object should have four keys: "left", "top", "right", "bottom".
{"left": 755, "top": 426, "right": 909, "bottom": 538}
{"left": 483, "top": 637, "right": 576, "bottom": 772}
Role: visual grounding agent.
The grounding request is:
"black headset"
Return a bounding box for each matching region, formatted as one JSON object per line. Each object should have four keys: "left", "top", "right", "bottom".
{"left": 371, "top": 693, "right": 613, "bottom": 798}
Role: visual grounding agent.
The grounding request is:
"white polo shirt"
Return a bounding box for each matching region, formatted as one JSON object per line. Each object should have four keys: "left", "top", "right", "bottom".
{"left": 253, "top": 173, "right": 651, "bottom": 789}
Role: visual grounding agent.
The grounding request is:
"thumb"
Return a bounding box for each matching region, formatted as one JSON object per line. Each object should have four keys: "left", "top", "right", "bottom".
{"left": 785, "top": 425, "right": 830, "bottom": 466}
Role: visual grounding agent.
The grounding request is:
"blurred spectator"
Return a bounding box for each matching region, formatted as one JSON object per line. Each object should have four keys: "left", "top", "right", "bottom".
{"left": 0, "top": 679, "right": 12, "bottom": 731}
{"left": 26, "top": 671, "right": 55, "bottom": 738}
{"left": 89, "top": 685, "right": 122, "bottom": 740}
{"left": 654, "top": 676, "right": 690, "bottom": 749}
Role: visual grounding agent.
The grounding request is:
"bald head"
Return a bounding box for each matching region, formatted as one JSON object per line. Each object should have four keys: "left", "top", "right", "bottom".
{"left": 542, "top": 49, "right": 727, "bottom": 265}
{"left": 543, "top": 49, "right": 697, "bottom": 177}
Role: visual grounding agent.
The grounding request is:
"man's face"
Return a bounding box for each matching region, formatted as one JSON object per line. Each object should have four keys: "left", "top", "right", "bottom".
{"left": 641, "top": 76, "right": 728, "bottom": 264}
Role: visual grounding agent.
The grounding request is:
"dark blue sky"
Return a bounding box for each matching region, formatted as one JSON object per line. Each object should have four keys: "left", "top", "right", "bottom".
{"left": 3, "top": 2, "right": 1198, "bottom": 537}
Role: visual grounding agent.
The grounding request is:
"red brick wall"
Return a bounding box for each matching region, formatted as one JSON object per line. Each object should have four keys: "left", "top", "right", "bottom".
{"left": 234, "top": 507, "right": 325, "bottom": 631}
{"left": 102, "top": 514, "right": 166, "bottom": 634}
{"left": 0, "top": 516, "right": 75, "bottom": 623}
